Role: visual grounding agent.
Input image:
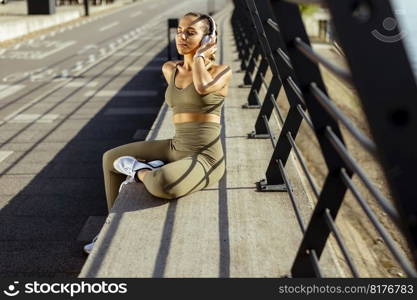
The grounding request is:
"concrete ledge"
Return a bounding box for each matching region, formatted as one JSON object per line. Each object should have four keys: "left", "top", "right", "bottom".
{"left": 78, "top": 4, "right": 345, "bottom": 278}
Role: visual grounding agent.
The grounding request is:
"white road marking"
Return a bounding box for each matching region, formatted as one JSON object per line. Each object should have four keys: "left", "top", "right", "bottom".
{"left": 85, "top": 90, "right": 158, "bottom": 97}
{"left": 112, "top": 52, "right": 136, "bottom": 57}
{"left": 29, "top": 68, "right": 57, "bottom": 82}
{"left": 113, "top": 66, "right": 161, "bottom": 72}
{"left": 0, "top": 151, "right": 13, "bottom": 163}
{"left": 6, "top": 113, "right": 60, "bottom": 123}
{"left": 113, "top": 51, "right": 162, "bottom": 58}
{"left": 99, "top": 22, "right": 119, "bottom": 32}
{"left": 130, "top": 11, "right": 143, "bottom": 18}
{"left": 73, "top": 61, "right": 84, "bottom": 71}
{"left": 77, "top": 44, "right": 98, "bottom": 55}
{"left": 65, "top": 81, "right": 98, "bottom": 88}
{"left": 12, "top": 43, "right": 22, "bottom": 50}
{"left": 104, "top": 108, "right": 159, "bottom": 115}
{"left": 37, "top": 41, "right": 77, "bottom": 59}
{"left": 141, "top": 37, "right": 165, "bottom": 41}
{"left": 60, "top": 70, "right": 69, "bottom": 78}
{"left": 2, "top": 71, "right": 29, "bottom": 83}
{"left": 124, "top": 45, "right": 139, "bottom": 50}
{"left": 0, "top": 84, "right": 25, "bottom": 101}
{"left": 0, "top": 40, "right": 77, "bottom": 60}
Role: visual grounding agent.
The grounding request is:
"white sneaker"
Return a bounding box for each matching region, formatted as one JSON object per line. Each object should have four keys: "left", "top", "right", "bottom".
{"left": 113, "top": 156, "right": 164, "bottom": 176}
{"left": 83, "top": 234, "right": 99, "bottom": 255}
{"left": 114, "top": 157, "right": 165, "bottom": 192}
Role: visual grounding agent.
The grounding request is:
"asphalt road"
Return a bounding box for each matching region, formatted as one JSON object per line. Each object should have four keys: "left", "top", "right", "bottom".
{"left": 0, "top": 0, "right": 227, "bottom": 277}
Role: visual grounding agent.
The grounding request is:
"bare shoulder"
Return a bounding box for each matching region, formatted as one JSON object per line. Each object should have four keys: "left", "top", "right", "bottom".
{"left": 163, "top": 60, "right": 182, "bottom": 70}
{"left": 162, "top": 60, "right": 183, "bottom": 84}
{"left": 210, "top": 63, "right": 233, "bottom": 88}
{"left": 211, "top": 63, "right": 232, "bottom": 80}
{"left": 207, "top": 63, "right": 233, "bottom": 97}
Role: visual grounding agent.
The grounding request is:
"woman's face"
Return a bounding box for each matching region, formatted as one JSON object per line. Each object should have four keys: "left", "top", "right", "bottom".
{"left": 176, "top": 16, "right": 206, "bottom": 55}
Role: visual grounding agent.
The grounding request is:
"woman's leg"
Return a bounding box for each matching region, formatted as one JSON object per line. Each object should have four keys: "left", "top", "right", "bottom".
{"left": 102, "top": 139, "right": 172, "bottom": 212}
{"left": 141, "top": 153, "right": 226, "bottom": 200}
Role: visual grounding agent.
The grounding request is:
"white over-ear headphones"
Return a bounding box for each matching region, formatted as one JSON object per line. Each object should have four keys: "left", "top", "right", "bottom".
{"left": 200, "top": 15, "right": 216, "bottom": 46}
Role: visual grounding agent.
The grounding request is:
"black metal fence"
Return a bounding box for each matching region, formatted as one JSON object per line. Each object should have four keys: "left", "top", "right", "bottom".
{"left": 231, "top": 0, "right": 417, "bottom": 277}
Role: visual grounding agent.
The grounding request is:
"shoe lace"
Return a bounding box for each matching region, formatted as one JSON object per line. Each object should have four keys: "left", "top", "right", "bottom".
{"left": 118, "top": 175, "right": 135, "bottom": 193}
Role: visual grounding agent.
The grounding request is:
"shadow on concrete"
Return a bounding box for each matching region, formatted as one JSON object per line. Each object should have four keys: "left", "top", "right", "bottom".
{"left": 0, "top": 41, "right": 169, "bottom": 277}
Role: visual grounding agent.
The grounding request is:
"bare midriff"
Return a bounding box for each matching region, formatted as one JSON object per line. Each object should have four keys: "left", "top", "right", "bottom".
{"left": 173, "top": 112, "right": 220, "bottom": 124}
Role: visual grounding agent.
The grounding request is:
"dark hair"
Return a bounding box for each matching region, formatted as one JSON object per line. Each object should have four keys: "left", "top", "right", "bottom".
{"left": 182, "top": 12, "right": 218, "bottom": 64}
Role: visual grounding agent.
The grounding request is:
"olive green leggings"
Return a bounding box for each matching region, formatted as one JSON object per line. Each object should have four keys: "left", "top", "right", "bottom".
{"left": 102, "top": 122, "right": 225, "bottom": 212}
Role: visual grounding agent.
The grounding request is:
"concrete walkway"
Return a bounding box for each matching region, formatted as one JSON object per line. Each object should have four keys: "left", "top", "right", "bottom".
{"left": 79, "top": 2, "right": 345, "bottom": 278}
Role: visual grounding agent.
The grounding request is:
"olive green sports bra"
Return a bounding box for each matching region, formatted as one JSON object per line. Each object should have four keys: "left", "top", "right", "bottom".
{"left": 165, "top": 62, "right": 225, "bottom": 116}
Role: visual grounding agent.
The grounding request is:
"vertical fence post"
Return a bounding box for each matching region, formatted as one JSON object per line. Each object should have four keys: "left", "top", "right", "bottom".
{"left": 236, "top": 2, "right": 262, "bottom": 87}
{"left": 167, "top": 18, "right": 179, "bottom": 61}
{"left": 262, "top": 0, "right": 353, "bottom": 276}
{"left": 245, "top": 0, "right": 310, "bottom": 191}
{"left": 242, "top": 1, "right": 275, "bottom": 109}
{"left": 233, "top": 3, "right": 256, "bottom": 73}
{"left": 83, "top": 0, "right": 89, "bottom": 16}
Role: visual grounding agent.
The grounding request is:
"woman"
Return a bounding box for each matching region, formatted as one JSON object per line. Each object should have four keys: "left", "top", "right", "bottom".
{"left": 83, "top": 12, "right": 232, "bottom": 254}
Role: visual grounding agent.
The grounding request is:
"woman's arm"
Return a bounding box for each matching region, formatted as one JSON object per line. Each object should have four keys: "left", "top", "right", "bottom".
{"left": 192, "top": 38, "right": 233, "bottom": 95}
{"left": 192, "top": 57, "right": 232, "bottom": 95}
